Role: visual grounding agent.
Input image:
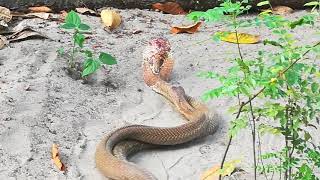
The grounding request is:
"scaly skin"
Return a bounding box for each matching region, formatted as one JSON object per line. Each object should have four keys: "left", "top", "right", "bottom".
{"left": 95, "top": 38, "right": 219, "bottom": 180}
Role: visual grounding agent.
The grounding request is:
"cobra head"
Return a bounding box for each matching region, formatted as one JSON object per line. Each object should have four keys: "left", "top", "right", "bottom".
{"left": 143, "top": 38, "right": 171, "bottom": 74}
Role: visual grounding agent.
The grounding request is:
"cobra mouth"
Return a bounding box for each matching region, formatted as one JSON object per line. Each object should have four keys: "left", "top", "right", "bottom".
{"left": 150, "top": 55, "right": 165, "bottom": 74}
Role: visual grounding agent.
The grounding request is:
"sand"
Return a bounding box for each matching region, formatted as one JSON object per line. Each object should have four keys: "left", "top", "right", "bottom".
{"left": 0, "top": 9, "right": 319, "bottom": 180}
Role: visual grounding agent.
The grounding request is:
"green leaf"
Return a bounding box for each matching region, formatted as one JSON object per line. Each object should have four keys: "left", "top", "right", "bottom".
{"left": 229, "top": 118, "right": 248, "bottom": 137}
{"left": 285, "top": 70, "right": 299, "bottom": 86}
{"left": 263, "top": 39, "right": 283, "bottom": 48}
{"left": 78, "top": 23, "right": 90, "bottom": 31}
{"left": 57, "top": 47, "right": 65, "bottom": 55}
{"left": 99, "top": 52, "right": 117, "bottom": 65}
{"left": 83, "top": 50, "right": 93, "bottom": 57}
{"left": 259, "top": 124, "right": 281, "bottom": 135}
{"left": 65, "top": 10, "right": 81, "bottom": 26}
{"left": 197, "top": 71, "right": 218, "bottom": 79}
{"left": 304, "top": 2, "right": 320, "bottom": 6}
{"left": 82, "top": 59, "right": 100, "bottom": 77}
{"left": 60, "top": 23, "right": 77, "bottom": 29}
{"left": 74, "top": 33, "right": 85, "bottom": 48}
{"left": 311, "top": 82, "right": 319, "bottom": 93}
{"left": 257, "top": 1, "right": 270, "bottom": 7}
{"left": 304, "top": 132, "right": 312, "bottom": 141}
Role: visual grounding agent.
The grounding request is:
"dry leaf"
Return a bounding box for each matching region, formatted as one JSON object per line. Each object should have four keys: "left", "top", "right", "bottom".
{"left": 218, "top": 31, "right": 260, "bottom": 44}
{"left": 101, "top": 10, "right": 121, "bottom": 30}
{"left": 272, "top": 6, "right": 293, "bottom": 15}
{"left": 12, "top": 12, "right": 52, "bottom": 20}
{"left": 201, "top": 164, "right": 220, "bottom": 180}
{"left": 171, "top": 22, "right": 202, "bottom": 34}
{"left": 0, "top": 6, "right": 12, "bottom": 27}
{"left": 27, "top": 12, "right": 51, "bottom": 19}
{"left": 0, "top": 35, "right": 8, "bottom": 49}
{"left": 201, "top": 160, "right": 241, "bottom": 180}
{"left": 152, "top": 2, "right": 186, "bottom": 15}
{"left": 8, "top": 27, "right": 49, "bottom": 42}
{"left": 51, "top": 144, "right": 65, "bottom": 171}
{"left": 28, "top": 6, "right": 52, "bottom": 13}
{"left": 76, "top": 7, "right": 99, "bottom": 16}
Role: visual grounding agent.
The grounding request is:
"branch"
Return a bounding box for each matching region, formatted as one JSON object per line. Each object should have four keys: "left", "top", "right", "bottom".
{"left": 218, "top": 41, "right": 320, "bottom": 180}
{"left": 242, "top": 41, "right": 320, "bottom": 107}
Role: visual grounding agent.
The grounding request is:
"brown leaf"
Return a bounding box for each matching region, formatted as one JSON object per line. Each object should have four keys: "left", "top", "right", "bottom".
{"left": 171, "top": 22, "right": 202, "bottom": 34}
{"left": 13, "top": 12, "right": 51, "bottom": 20}
{"left": 152, "top": 2, "right": 186, "bottom": 15}
{"left": 7, "top": 27, "right": 50, "bottom": 42}
{"left": 272, "top": 6, "right": 293, "bottom": 15}
{"left": 28, "top": 6, "right": 52, "bottom": 13}
{"left": 101, "top": 9, "right": 121, "bottom": 30}
{"left": 76, "top": 7, "right": 99, "bottom": 16}
{"left": 0, "top": 6, "right": 12, "bottom": 27}
{"left": 51, "top": 144, "right": 65, "bottom": 171}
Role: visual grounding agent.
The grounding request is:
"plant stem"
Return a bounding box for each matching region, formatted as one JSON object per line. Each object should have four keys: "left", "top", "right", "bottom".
{"left": 219, "top": 101, "right": 245, "bottom": 180}
{"left": 257, "top": 129, "right": 270, "bottom": 180}
{"left": 235, "top": 29, "right": 243, "bottom": 60}
{"left": 284, "top": 102, "right": 290, "bottom": 180}
{"left": 249, "top": 101, "right": 257, "bottom": 180}
{"left": 70, "top": 31, "right": 78, "bottom": 68}
{"left": 219, "top": 136, "right": 233, "bottom": 180}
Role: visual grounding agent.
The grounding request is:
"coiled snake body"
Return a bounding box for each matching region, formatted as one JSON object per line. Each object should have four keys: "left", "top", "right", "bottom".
{"left": 95, "top": 38, "right": 219, "bottom": 179}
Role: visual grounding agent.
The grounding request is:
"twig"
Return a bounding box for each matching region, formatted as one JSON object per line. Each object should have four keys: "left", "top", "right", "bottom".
{"left": 168, "top": 152, "right": 192, "bottom": 170}
{"left": 219, "top": 136, "right": 233, "bottom": 180}
{"left": 219, "top": 102, "right": 244, "bottom": 180}
{"left": 257, "top": 127, "right": 270, "bottom": 180}
{"left": 156, "top": 154, "right": 169, "bottom": 180}
{"left": 249, "top": 101, "right": 257, "bottom": 180}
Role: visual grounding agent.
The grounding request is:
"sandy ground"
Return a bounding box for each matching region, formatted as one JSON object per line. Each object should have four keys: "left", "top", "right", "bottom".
{"left": 0, "top": 9, "right": 319, "bottom": 180}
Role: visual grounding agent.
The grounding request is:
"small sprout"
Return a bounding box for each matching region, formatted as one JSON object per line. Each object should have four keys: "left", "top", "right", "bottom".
{"left": 59, "top": 11, "right": 116, "bottom": 78}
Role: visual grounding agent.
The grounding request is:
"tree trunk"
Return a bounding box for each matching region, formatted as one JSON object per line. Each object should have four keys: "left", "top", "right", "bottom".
{"left": 0, "top": 0, "right": 312, "bottom": 11}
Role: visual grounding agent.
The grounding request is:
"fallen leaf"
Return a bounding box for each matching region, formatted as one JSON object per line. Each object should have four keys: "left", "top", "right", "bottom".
{"left": 0, "top": 35, "right": 8, "bottom": 49}
{"left": 76, "top": 7, "right": 99, "bottom": 16}
{"left": 28, "top": 12, "right": 51, "bottom": 19}
{"left": 101, "top": 9, "right": 121, "bottom": 30}
{"left": 201, "top": 164, "right": 220, "bottom": 180}
{"left": 272, "top": 6, "right": 293, "bottom": 15}
{"left": 201, "top": 160, "right": 241, "bottom": 180}
{"left": 12, "top": 12, "right": 51, "bottom": 20}
{"left": 152, "top": 2, "right": 186, "bottom": 15}
{"left": 28, "top": 6, "right": 52, "bottom": 13}
{"left": 0, "top": 6, "right": 12, "bottom": 27}
{"left": 171, "top": 22, "right": 202, "bottom": 34}
{"left": 7, "top": 27, "right": 50, "bottom": 42}
{"left": 51, "top": 144, "right": 65, "bottom": 171}
{"left": 217, "top": 31, "right": 260, "bottom": 44}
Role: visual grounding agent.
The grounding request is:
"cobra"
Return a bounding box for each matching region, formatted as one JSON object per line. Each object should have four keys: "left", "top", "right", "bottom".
{"left": 95, "top": 37, "right": 219, "bottom": 180}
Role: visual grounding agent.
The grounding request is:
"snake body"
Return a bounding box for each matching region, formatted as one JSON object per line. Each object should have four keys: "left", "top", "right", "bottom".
{"left": 95, "top": 38, "right": 219, "bottom": 180}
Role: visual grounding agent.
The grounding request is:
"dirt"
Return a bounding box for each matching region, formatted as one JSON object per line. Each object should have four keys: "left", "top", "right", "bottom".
{"left": 0, "top": 9, "right": 319, "bottom": 180}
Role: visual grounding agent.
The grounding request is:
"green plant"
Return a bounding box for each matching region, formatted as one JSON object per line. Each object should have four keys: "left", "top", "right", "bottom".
{"left": 60, "top": 11, "right": 117, "bottom": 77}
{"left": 188, "top": 0, "right": 320, "bottom": 180}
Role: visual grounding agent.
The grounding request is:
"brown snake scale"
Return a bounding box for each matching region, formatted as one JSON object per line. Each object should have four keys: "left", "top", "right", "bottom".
{"left": 95, "top": 38, "right": 219, "bottom": 179}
